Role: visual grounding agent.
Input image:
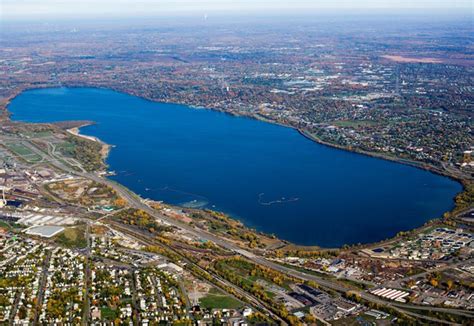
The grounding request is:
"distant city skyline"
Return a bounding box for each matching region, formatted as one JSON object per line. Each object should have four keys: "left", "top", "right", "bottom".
{"left": 2, "top": 0, "right": 472, "bottom": 20}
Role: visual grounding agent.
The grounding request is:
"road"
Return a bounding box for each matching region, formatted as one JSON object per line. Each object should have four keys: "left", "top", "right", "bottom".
{"left": 389, "top": 257, "right": 474, "bottom": 288}
{"left": 81, "top": 222, "right": 91, "bottom": 326}
{"left": 16, "top": 138, "right": 474, "bottom": 323}
{"left": 33, "top": 250, "right": 52, "bottom": 325}
{"left": 107, "top": 220, "right": 287, "bottom": 325}
{"left": 8, "top": 291, "right": 21, "bottom": 326}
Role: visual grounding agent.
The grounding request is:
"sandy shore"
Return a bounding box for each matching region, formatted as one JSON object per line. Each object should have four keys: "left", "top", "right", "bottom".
{"left": 67, "top": 126, "right": 111, "bottom": 160}
{"left": 4, "top": 84, "right": 469, "bottom": 184}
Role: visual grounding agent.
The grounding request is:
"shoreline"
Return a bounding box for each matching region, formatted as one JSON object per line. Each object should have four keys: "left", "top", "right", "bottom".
{"left": 5, "top": 83, "right": 468, "bottom": 185}
{"left": 2, "top": 85, "right": 469, "bottom": 249}
{"left": 66, "top": 124, "right": 111, "bottom": 160}
{"left": 296, "top": 129, "right": 461, "bottom": 184}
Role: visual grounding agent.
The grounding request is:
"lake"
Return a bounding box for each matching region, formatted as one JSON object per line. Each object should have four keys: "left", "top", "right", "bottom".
{"left": 8, "top": 87, "right": 462, "bottom": 247}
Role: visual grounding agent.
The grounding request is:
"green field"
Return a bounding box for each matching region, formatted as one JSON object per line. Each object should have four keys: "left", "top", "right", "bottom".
{"left": 0, "top": 220, "right": 23, "bottom": 230}
{"left": 56, "top": 141, "right": 76, "bottom": 157}
{"left": 24, "top": 130, "right": 53, "bottom": 138}
{"left": 199, "top": 289, "right": 242, "bottom": 309}
{"left": 5, "top": 143, "right": 42, "bottom": 163}
{"left": 54, "top": 226, "right": 87, "bottom": 248}
{"left": 100, "top": 307, "right": 119, "bottom": 320}
{"left": 332, "top": 120, "right": 378, "bottom": 128}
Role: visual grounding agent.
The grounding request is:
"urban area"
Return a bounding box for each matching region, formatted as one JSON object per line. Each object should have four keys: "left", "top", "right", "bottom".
{"left": 0, "top": 13, "right": 473, "bottom": 326}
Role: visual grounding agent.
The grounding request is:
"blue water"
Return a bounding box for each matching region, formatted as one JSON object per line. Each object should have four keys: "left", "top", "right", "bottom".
{"left": 8, "top": 87, "right": 462, "bottom": 247}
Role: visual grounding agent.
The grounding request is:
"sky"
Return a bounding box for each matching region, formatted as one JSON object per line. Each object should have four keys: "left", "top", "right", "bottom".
{"left": 2, "top": 0, "right": 472, "bottom": 20}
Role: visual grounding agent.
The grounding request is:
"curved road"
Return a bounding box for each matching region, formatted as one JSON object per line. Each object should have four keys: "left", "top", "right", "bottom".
{"left": 20, "top": 139, "right": 474, "bottom": 324}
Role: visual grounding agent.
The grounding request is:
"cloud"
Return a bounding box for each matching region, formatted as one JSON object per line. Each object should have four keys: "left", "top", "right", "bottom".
{"left": 2, "top": 0, "right": 472, "bottom": 19}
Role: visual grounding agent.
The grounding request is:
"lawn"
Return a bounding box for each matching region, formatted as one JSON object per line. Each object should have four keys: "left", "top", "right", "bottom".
{"left": 24, "top": 130, "right": 53, "bottom": 138}
{"left": 0, "top": 220, "right": 23, "bottom": 230}
{"left": 332, "top": 120, "right": 378, "bottom": 128}
{"left": 5, "top": 143, "right": 42, "bottom": 163}
{"left": 100, "top": 307, "right": 119, "bottom": 320}
{"left": 199, "top": 290, "right": 242, "bottom": 309}
{"left": 54, "top": 226, "right": 87, "bottom": 248}
{"left": 56, "top": 141, "right": 76, "bottom": 157}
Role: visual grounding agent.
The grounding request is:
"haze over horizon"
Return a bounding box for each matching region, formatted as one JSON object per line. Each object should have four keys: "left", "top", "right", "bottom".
{"left": 2, "top": 0, "right": 472, "bottom": 21}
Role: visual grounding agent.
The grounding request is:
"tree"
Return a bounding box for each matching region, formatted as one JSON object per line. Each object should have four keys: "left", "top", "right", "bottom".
{"left": 306, "top": 281, "right": 319, "bottom": 289}
{"left": 114, "top": 198, "right": 127, "bottom": 207}
{"left": 446, "top": 279, "right": 454, "bottom": 290}
{"left": 304, "top": 314, "right": 317, "bottom": 324}
{"left": 429, "top": 278, "right": 439, "bottom": 287}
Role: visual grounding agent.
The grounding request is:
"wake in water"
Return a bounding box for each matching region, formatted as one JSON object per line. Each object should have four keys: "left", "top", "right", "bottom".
{"left": 117, "top": 170, "right": 136, "bottom": 177}
{"left": 156, "top": 185, "right": 210, "bottom": 208}
{"left": 258, "top": 193, "right": 299, "bottom": 206}
{"left": 180, "top": 199, "right": 209, "bottom": 208}
{"left": 118, "top": 177, "right": 210, "bottom": 208}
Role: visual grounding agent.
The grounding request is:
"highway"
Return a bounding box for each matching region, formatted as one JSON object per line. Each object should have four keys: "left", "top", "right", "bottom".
{"left": 83, "top": 171, "right": 474, "bottom": 319}
{"left": 106, "top": 220, "right": 287, "bottom": 325}
{"left": 16, "top": 138, "right": 474, "bottom": 324}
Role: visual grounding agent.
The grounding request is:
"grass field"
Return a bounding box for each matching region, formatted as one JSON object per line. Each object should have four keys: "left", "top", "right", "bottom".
{"left": 56, "top": 141, "right": 76, "bottom": 157}
{"left": 0, "top": 220, "right": 23, "bottom": 230}
{"left": 100, "top": 307, "right": 119, "bottom": 320}
{"left": 54, "top": 226, "right": 87, "bottom": 248}
{"left": 5, "top": 143, "right": 42, "bottom": 163}
{"left": 199, "top": 289, "right": 242, "bottom": 309}
{"left": 332, "top": 120, "right": 378, "bottom": 128}
{"left": 24, "top": 131, "right": 53, "bottom": 138}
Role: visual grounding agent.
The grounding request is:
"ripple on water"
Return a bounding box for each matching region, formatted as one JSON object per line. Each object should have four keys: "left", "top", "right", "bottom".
{"left": 7, "top": 87, "right": 462, "bottom": 247}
